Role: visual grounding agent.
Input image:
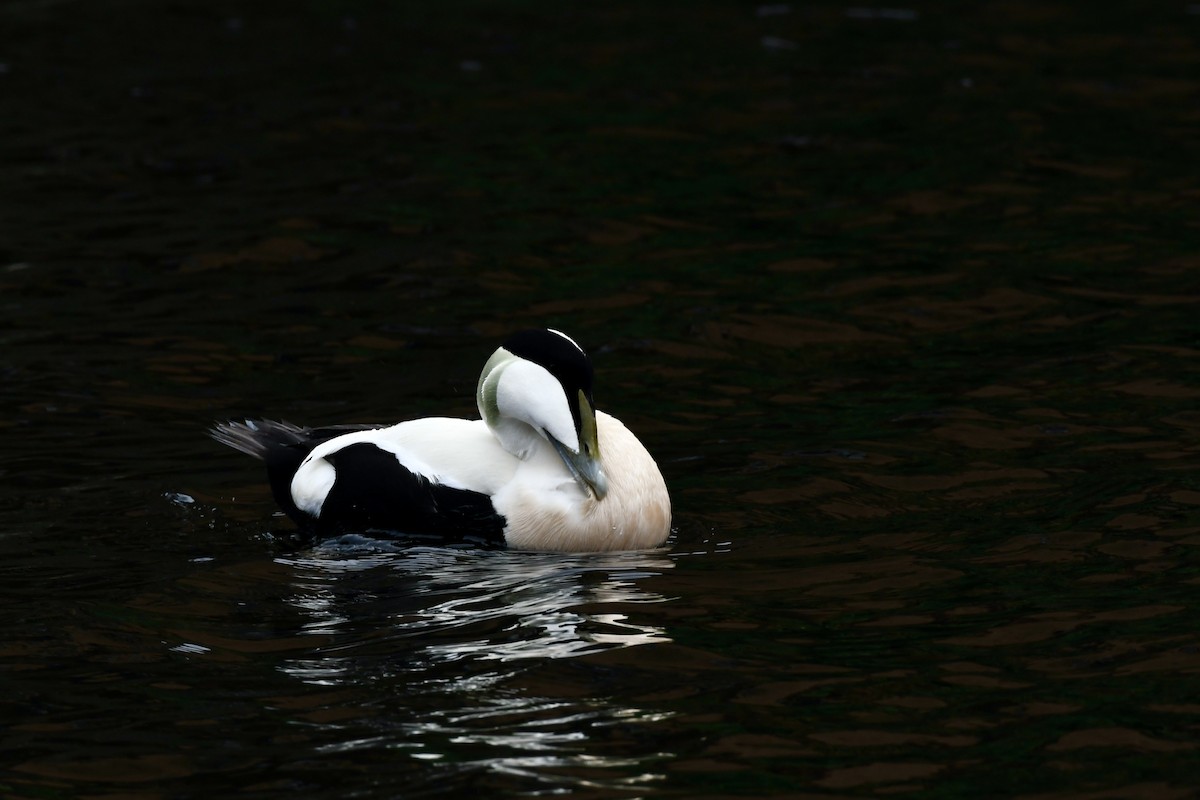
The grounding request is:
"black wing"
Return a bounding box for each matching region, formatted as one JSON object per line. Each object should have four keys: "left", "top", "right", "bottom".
{"left": 213, "top": 420, "right": 508, "bottom": 544}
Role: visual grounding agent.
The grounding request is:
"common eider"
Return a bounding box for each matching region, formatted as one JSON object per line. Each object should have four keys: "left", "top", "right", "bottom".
{"left": 211, "top": 329, "right": 671, "bottom": 551}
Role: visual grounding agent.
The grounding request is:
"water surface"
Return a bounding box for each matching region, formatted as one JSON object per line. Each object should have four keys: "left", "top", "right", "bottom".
{"left": 4, "top": 1, "right": 1200, "bottom": 797}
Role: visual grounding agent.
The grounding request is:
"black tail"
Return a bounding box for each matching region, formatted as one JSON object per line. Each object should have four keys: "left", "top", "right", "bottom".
{"left": 210, "top": 420, "right": 312, "bottom": 460}
{"left": 211, "top": 419, "right": 382, "bottom": 528}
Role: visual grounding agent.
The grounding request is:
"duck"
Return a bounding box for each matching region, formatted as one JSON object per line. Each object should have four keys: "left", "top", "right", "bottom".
{"left": 211, "top": 329, "right": 672, "bottom": 551}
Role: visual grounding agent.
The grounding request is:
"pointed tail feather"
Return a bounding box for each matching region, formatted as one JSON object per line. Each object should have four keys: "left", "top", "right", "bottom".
{"left": 210, "top": 419, "right": 311, "bottom": 461}
{"left": 211, "top": 418, "right": 387, "bottom": 529}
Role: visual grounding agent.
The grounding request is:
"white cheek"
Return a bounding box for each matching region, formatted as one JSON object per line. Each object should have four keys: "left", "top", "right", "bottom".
{"left": 496, "top": 360, "right": 579, "bottom": 451}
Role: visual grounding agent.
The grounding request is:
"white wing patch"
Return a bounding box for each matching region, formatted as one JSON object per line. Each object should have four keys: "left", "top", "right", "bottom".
{"left": 292, "top": 457, "right": 337, "bottom": 517}
{"left": 289, "top": 418, "right": 519, "bottom": 517}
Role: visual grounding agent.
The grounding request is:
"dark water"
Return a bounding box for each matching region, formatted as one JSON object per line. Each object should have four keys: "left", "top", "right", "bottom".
{"left": 4, "top": 1, "right": 1200, "bottom": 796}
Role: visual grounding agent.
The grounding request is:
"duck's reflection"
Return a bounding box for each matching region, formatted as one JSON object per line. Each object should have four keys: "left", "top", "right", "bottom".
{"left": 274, "top": 539, "right": 674, "bottom": 793}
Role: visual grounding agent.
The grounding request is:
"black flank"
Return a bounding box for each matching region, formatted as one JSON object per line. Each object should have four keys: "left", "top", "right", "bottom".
{"left": 321, "top": 442, "right": 507, "bottom": 545}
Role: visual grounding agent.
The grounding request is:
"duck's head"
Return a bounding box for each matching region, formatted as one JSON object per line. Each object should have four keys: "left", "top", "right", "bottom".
{"left": 477, "top": 329, "right": 608, "bottom": 500}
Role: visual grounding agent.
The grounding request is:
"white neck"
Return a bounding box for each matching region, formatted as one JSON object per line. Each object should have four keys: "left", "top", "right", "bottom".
{"left": 476, "top": 348, "right": 579, "bottom": 460}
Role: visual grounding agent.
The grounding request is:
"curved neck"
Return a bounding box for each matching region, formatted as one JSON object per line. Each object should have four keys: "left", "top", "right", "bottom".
{"left": 477, "top": 349, "right": 538, "bottom": 459}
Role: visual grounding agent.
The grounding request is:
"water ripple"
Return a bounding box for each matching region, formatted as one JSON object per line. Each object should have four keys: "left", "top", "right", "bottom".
{"left": 266, "top": 541, "right": 675, "bottom": 789}
{"left": 277, "top": 543, "right": 672, "bottom": 675}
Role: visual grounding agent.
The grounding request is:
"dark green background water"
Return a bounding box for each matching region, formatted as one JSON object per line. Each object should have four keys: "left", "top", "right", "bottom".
{"left": 4, "top": 1, "right": 1200, "bottom": 797}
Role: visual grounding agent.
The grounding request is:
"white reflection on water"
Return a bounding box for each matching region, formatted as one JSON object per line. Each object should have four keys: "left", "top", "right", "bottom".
{"left": 278, "top": 542, "right": 673, "bottom": 676}
{"left": 273, "top": 541, "right": 675, "bottom": 793}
